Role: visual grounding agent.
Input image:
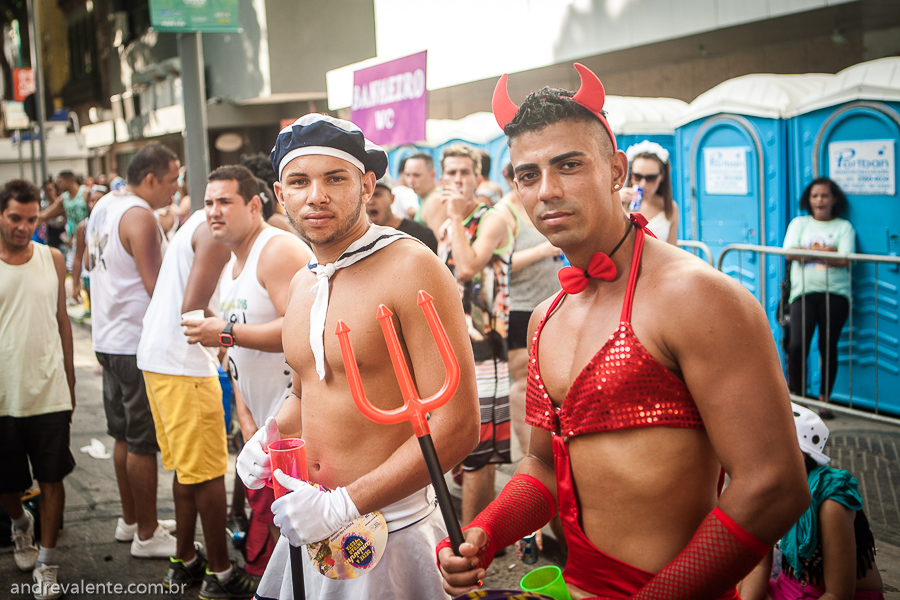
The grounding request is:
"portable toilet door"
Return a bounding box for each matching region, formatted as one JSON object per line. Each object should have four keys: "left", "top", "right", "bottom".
{"left": 787, "top": 58, "right": 900, "bottom": 416}
{"left": 674, "top": 75, "right": 831, "bottom": 339}
{"left": 682, "top": 114, "right": 772, "bottom": 303}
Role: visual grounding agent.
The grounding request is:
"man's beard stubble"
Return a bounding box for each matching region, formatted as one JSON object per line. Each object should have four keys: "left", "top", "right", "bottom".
{"left": 285, "top": 191, "right": 364, "bottom": 246}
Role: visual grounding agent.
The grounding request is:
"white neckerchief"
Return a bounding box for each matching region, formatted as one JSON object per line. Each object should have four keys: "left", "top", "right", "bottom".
{"left": 308, "top": 225, "right": 415, "bottom": 379}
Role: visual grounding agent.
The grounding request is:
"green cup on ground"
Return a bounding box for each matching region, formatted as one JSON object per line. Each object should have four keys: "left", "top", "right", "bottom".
{"left": 520, "top": 565, "right": 572, "bottom": 600}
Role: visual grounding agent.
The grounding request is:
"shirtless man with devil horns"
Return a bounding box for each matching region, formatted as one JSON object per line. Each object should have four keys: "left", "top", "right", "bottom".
{"left": 437, "top": 64, "right": 810, "bottom": 599}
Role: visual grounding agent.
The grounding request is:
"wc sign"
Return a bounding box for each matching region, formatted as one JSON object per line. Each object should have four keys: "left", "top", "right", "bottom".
{"left": 352, "top": 51, "right": 427, "bottom": 147}
{"left": 828, "top": 140, "right": 895, "bottom": 195}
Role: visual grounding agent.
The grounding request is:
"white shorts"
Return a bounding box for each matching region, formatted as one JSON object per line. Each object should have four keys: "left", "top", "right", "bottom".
{"left": 255, "top": 497, "right": 449, "bottom": 600}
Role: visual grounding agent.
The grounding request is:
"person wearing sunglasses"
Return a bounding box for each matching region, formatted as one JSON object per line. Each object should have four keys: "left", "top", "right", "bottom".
{"left": 621, "top": 141, "right": 679, "bottom": 245}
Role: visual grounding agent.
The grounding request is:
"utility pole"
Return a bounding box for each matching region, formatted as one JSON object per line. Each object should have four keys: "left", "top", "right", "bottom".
{"left": 178, "top": 32, "right": 210, "bottom": 212}
{"left": 25, "top": 0, "right": 49, "bottom": 184}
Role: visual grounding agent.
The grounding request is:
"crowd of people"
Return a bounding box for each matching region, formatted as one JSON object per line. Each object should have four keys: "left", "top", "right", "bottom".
{"left": 0, "top": 62, "right": 881, "bottom": 600}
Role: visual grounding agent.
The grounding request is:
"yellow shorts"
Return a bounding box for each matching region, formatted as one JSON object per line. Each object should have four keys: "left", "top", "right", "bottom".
{"left": 143, "top": 371, "right": 228, "bottom": 484}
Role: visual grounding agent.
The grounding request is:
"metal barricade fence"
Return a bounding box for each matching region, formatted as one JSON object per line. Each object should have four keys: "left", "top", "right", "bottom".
{"left": 718, "top": 244, "right": 900, "bottom": 426}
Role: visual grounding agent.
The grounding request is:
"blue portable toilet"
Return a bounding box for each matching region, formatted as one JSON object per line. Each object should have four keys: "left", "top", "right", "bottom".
{"left": 787, "top": 58, "right": 900, "bottom": 416}
{"left": 428, "top": 112, "right": 504, "bottom": 182}
{"left": 674, "top": 74, "right": 832, "bottom": 331}
{"left": 386, "top": 144, "right": 433, "bottom": 182}
{"left": 605, "top": 95, "right": 688, "bottom": 233}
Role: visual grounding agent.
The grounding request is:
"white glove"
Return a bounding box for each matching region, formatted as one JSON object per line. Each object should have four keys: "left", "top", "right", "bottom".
{"left": 236, "top": 417, "right": 279, "bottom": 489}
{"left": 271, "top": 470, "right": 361, "bottom": 547}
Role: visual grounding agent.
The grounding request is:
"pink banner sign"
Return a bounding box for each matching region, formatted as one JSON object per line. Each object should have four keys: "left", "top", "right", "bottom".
{"left": 352, "top": 51, "right": 427, "bottom": 147}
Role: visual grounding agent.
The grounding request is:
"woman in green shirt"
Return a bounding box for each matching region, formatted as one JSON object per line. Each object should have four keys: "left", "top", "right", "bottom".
{"left": 782, "top": 178, "right": 855, "bottom": 418}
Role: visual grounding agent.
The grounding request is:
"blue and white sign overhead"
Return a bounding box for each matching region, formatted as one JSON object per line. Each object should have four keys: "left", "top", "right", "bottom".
{"left": 703, "top": 147, "right": 749, "bottom": 195}
{"left": 828, "top": 140, "right": 895, "bottom": 196}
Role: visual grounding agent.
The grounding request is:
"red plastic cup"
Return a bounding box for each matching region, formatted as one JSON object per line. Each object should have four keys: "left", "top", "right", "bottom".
{"left": 267, "top": 438, "right": 308, "bottom": 499}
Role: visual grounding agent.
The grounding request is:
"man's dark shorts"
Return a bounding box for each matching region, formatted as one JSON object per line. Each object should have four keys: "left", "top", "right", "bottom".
{"left": 96, "top": 352, "right": 159, "bottom": 455}
{"left": 508, "top": 310, "right": 531, "bottom": 351}
{"left": 0, "top": 411, "right": 76, "bottom": 493}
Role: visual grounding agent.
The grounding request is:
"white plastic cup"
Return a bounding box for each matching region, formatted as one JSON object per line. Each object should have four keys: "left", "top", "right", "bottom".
{"left": 181, "top": 309, "right": 205, "bottom": 322}
{"left": 181, "top": 309, "right": 220, "bottom": 365}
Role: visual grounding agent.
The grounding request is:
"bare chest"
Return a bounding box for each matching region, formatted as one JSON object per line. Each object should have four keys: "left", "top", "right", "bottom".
{"left": 283, "top": 269, "right": 410, "bottom": 407}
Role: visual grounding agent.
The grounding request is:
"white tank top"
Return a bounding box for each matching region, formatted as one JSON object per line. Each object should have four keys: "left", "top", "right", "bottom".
{"left": 137, "top": 210, "right": 223, "bottom": 377}
{"left": 87, "top": 191, "right": 166, "bottom": 355}
{"left": 645, "top": 210, "right": 672, "bottom": 243}
{"left": 0, "top": 244, "right": 71, "bottom": 417}
{"left": 219, "top": 227, "right": 298, "bottom": 426}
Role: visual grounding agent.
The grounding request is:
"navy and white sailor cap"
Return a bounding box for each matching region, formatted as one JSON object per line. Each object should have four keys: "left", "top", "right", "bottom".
{"left": 270, "top": 114, "right": 388, "bottom": 181}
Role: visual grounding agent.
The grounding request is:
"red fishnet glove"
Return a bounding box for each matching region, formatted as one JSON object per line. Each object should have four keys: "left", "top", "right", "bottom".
{"left": 436, "top": 474, "right": 556, "bottom": 570}
{"left": 632, "top": 507, "right": 770, "bottom": 599}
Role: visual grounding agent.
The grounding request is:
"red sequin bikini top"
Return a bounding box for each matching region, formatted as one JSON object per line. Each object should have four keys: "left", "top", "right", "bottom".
{"left": 525, "top": 223, "right": 704, "bottom": 437}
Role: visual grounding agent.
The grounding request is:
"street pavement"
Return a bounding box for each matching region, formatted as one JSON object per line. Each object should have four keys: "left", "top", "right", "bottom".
{"left": 1, "top": 308, "right": 897, "bottom": 598}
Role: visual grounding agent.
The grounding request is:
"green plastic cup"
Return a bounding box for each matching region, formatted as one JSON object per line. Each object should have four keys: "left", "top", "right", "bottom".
{"left": 519, "top": 565, "right": 572, "bottom": 600}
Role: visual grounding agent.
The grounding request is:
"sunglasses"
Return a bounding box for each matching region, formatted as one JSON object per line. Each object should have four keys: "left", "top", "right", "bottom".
{"left": 632, "top": 172, "right": 661, "bottom": 183}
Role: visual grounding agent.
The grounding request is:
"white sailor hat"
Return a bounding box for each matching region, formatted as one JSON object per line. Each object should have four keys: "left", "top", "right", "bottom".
{"left": 791, "top": 402, "right": 831, "bottom": 465}
{"left": 270, "top": 114, "right": 388, "bottom": 181}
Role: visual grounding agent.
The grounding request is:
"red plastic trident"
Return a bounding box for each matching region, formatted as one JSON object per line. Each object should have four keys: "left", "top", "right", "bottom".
{"left": 335, "top": 290, "right": 460, "bottom": 436}
{"left": 335, "top": 290, "right": 465, "bottom": 554}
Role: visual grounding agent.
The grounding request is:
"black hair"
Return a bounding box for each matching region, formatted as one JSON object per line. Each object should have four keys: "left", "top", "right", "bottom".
{"left": 208, "top": 165, "right": 260, "bottom": 205}
{"left": 799, "top": 177, "right": 848, "bottom": 217}
{"left": 126, "top": 143, "right": 178, "bottom": 186}
{"left": 802, "top": 452, "right": 819, "bottom": 475}
{"left": 504, "top": 87, "right": 613, "bottom": 156}
{"left": 0, "top": 178, "right": 40, "bottom": 213}
{"left": 239, "top": 153, "right": 278, "bottom": 191}
{"left": 256, "top": 177, "right": 275, "bottom": 220}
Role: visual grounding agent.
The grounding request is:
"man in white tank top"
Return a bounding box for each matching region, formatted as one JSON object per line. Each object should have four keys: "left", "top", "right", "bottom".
{"left": 183, "top": 165, "right": 311, "bottom": 595}
{"left": 135, "top": 205, "right": 240, "bottom": 593}
{"left": 234, "top": 114, "right": 480, "bottom": 599}
{"left": 0, "top": 179, "right": 76, "bottom": 599}
{"left": 86, "top": 143, "right": 181, "bottom": 559}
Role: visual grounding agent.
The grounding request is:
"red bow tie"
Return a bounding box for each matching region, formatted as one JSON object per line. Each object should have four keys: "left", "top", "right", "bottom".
{"left": 558, "top": 252, "right": 617, "bottom": 294}
{"left": 557, "top": 215, "right": 644, "bottom": 294}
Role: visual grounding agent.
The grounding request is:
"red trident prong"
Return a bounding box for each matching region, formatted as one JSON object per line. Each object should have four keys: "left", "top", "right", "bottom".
{"left": 335, "top": 290, "right": 460, "bottom": 438}
{"left": 335, "top": 290, "right": 466, "bottom": 555}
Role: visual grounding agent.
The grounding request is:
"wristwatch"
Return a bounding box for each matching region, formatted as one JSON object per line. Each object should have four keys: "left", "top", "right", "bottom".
{"left": 219, "top": 322, "right": 236, "bottom": 347}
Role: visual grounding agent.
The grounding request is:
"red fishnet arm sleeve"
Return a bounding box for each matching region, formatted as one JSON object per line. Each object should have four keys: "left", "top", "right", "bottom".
{"left": 632, "top": 507, "right": 770, "bottom": 599}
{"left": 436, "top": 474, "right": 556, "bottom": 570}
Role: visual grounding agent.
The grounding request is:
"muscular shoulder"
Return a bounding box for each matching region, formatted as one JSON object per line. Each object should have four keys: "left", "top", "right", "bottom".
{"left": 640, "top": 240, "right": 771, "bottom": 360}
{"left": 119, "top": 203, "right": 155, "bottom": 228}
{"left": 361, "top": 239, "right": 455, "bottom": 302}
{"left": 262, "top": 231, "right": 312, "bottom": 260}
{"left": 257, "top": 234, "right": 311, "bottom": 296}
{"left": 48, "top": 246, "right": 66, "bottom": 272}
{"left": 259, "top": 233, "right": 311, "bottom": 273}
{"left": 369, "top": 237, "right": 446, "bottom": 279}
{"left": 287, "top": 264, "right": 313, "bottom": 299}
{"left": 477, "top": 208, "right": 512, "bottom": 244}
{"left": 820, "top": 497, "right": 855, "bottom": 520}
{"left": 652, "top": 244, "right": 755, "bottom": 317}
{"left": 118, "top": 206, "right": 159, "bottom": 254}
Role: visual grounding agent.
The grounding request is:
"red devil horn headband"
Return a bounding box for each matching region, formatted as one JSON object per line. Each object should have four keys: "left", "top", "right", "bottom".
{"left": 491, "top": 62, "right": 617, "bottom": 152}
